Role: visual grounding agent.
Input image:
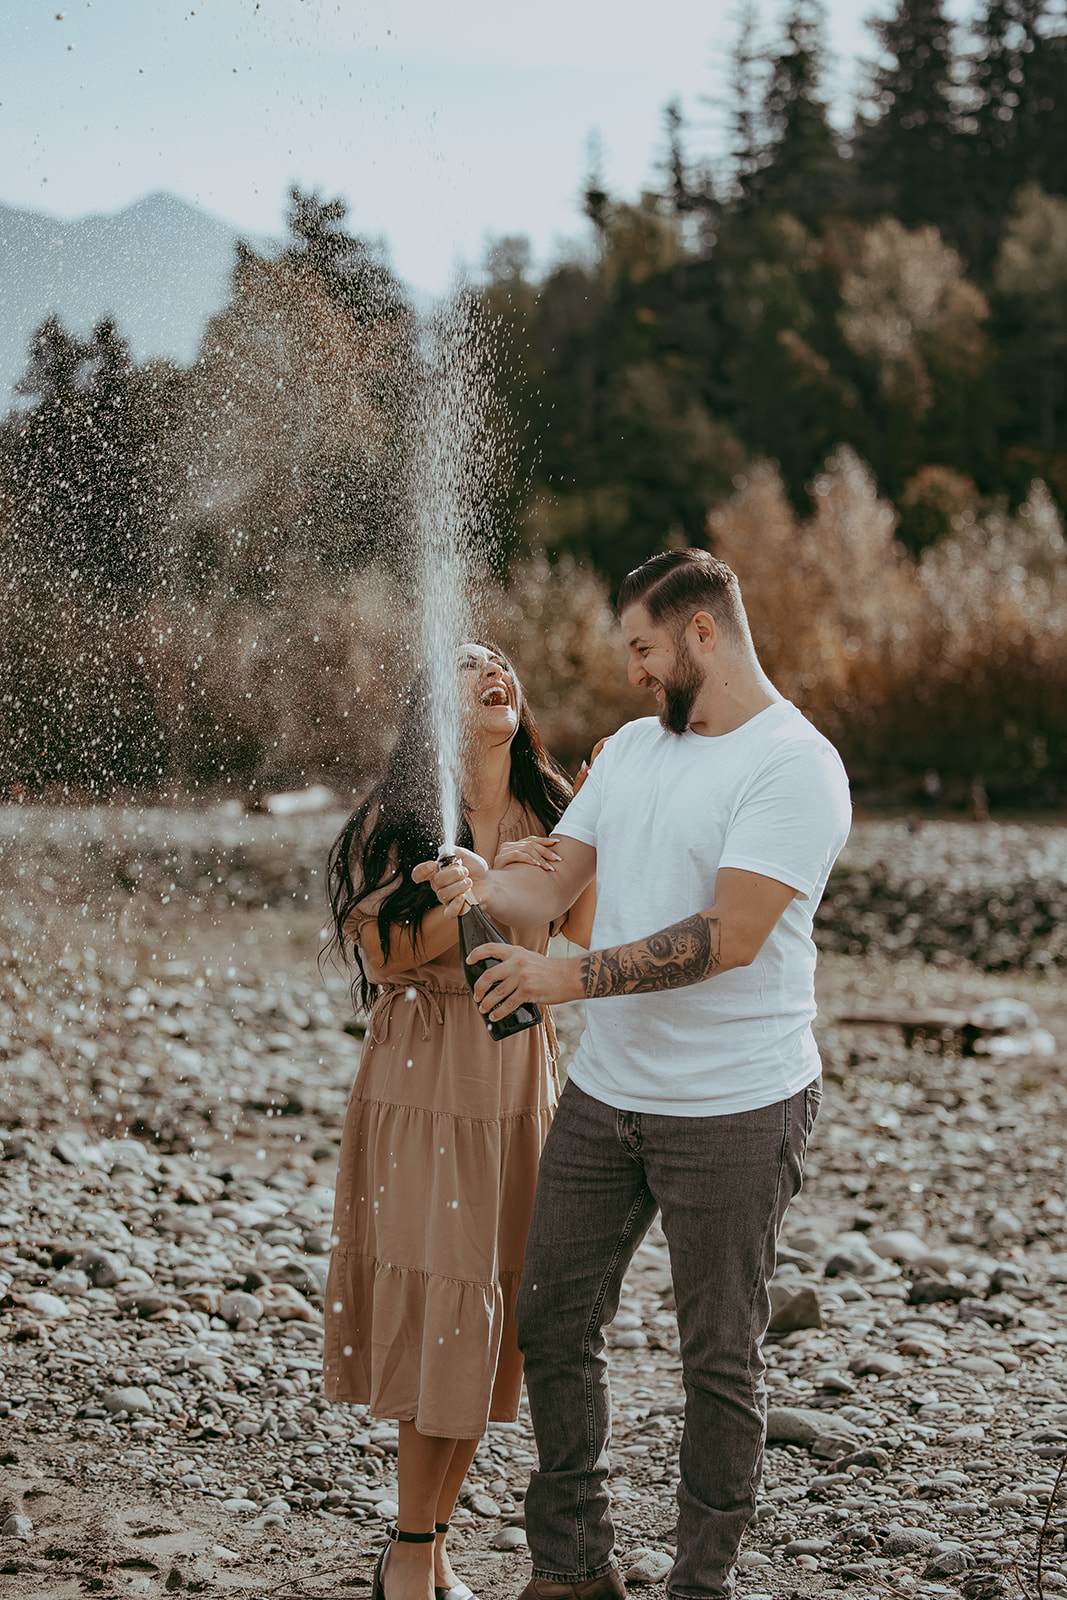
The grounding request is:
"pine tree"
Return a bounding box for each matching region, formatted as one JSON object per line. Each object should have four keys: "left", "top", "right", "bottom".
{"left": 1018, "top": 2, "right": 1067, "bottom": 202}
{"left": 5, "top": 317, "right": 181, "bottom": 599}
{"left": 748, "top": 0, "right": 849, "bottom": 226}
{"left": 855, "top": 0, "right": 962, "bottom": 239}
{"left": 960, "top": 0, "right": 1061, "bottom": 267}
{"left": 284, "top": 186, "right": 405, "bottom": 323}
{"left": 728, "top": 1, "right": 765, "bottom": 205}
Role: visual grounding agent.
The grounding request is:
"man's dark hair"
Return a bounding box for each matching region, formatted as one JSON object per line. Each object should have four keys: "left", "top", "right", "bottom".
{"left": 617, "top": 549, "right": 748, "bottom": 643}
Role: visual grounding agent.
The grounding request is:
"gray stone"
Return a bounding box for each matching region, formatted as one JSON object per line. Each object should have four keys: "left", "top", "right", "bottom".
{"left": 624, "top": 1551, "right": 674, "bottom": 1584}
{"left": 782, "top": 1539, "right": 833, "bottom": 1556}
{"left": 465, "top": 1491, "right": 501, "bottom": 1518}
{"left": 50, "top": 1268, "right": 90, "bottom": 1295}
{"left": 768, "top": 1284, "right": 822, "bottom": 1333}
{"left": 491, "top": 1526, "right": 529, "bottom": 1550}
{"left": 925, "top": 1548, "right": 976, "bottom": 1578}
{"left": 101, "top": 1386, "right": 154, "bottom": 1416}
{"left": 849, "top": 1351, "right": 906, "bottom": 1378}
{"left": 2, "top": 1514, "right": 33, "bottom": 1538}
{"left": 76, "top": 1247, "right": 129, "bottom": 1287}
{"left": 22, "top": 1291, "right": 69, "bottom": 1320}
{"left": 219, "top": 1290, "right": 264, "bottom": 1327}
{"left": 869, "top": 1230, "right": 929, "bottom": 1265}
{"left": 766, "top": 1407, "right": 859, "bottom": 1446}
{"left": 883, "top": 1528, "right": 939, "bottom": 1556}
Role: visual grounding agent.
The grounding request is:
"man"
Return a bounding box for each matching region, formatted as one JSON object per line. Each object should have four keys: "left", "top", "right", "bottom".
{"left": 417, "top": 549, "right": 851, "bottom": 1600}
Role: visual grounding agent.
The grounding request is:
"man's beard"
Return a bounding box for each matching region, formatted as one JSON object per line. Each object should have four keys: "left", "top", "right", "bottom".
{"left": 658, "top": 646, "right": 702, "bottom": 734}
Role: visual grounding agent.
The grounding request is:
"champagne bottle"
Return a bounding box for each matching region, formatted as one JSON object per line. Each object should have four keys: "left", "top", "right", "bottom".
{"left": 439, "top": 854, "right": 542, "bottom": 1042}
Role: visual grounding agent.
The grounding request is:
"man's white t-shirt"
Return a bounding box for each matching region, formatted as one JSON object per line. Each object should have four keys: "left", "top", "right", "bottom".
{"left": 553, "top": 701, "right": 851, "bottom": 1117}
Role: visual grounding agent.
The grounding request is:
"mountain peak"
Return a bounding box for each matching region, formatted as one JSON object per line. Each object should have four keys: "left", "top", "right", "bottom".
{"left": 0, "top": 193, "right": 269, "bottom": 406}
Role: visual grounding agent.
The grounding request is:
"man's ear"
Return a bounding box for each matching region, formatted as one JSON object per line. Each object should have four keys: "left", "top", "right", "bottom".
{"left": 690, "top": 610, "right": 718, "bottom": 650}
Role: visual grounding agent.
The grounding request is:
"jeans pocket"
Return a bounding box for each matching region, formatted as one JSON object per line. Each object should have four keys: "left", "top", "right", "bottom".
{"left": 804, "top": 1078, "right": 823, "bottom": 1140}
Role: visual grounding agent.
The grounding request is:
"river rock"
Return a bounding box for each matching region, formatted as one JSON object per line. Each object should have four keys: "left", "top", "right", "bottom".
{"left": 75, "top": 1247, "right": 129, "bottom": 1287}
{"left": 101, "top": 1386, "right": 154, "bottom": 1416}
{"left": 883, "top": 1527, "right": 938, "bottom": 1556}
{"left": 491, "top": 1526, "right": 528, "bottom": 1550}
{"left": 624, "top": 1550, "right": 674, "bottom": 1583}
{"left": 925, "top": 1547, "right": 976, "bottom": 1577}
{"left": 869, "top": 1230, "right": 929, "bottom": 1265}
{"left": 766, "top": 1407, "right": 859, "bottom": 1446}
{"left": 768, "top": 1284, "right": 822, "bottom": 1333}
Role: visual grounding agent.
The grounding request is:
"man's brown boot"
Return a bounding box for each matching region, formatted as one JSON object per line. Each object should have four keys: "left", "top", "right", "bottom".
{"left": 517, "top": 1569, "right": 626, "bottom": 1600}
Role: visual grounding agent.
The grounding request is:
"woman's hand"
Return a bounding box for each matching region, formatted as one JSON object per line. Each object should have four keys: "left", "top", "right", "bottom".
{"left": 493, "top": 836, "right": 563, "bottom": 872}
{"left": 412, "top": 847, "right": 489, "bottom": 918}
{"left": 571, "top": 736, "right": 609, "bottom": 797}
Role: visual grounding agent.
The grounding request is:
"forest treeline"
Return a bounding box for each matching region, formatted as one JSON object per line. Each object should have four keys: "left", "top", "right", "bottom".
{"left": 2, "top": 0, "right": 1067, "bottom": 806}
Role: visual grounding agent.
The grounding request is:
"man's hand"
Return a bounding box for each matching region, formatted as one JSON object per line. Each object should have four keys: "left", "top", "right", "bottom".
{"left": 412, "top": 847, "right": 488, "bottom": 918}
{"left": 467, "top": 942, "right": 585, "bottom": 1020}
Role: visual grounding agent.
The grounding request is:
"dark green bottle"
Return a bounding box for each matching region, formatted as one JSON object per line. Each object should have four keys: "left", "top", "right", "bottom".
{"left": 439, "top": 854, "right": 542, "bottom": 1042}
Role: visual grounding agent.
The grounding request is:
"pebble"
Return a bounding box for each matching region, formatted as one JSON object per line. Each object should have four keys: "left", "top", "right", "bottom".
{"left": 490, "top": 1526, "right": 528, "bottom": 1550}
{"left": 925, "top": 1547, "right": 976, "bottom": 1577}
{"left": 623, "top": 1550, "right": 674, "bottom": 1583}
{"left": 466, "top": 1492, "right": 501, "bottom": 1518}
{"left": 883, "top": 1528, "right": 939, "bottom": 1556}
{"left": 2, "top": 812, "right": 1067, "bottom": 1594}
{"left": 766, "top": 1407, "right": 859, "bottom": 1446}
{"left": 101, "top": 1386, "right": 154, "bottom": 1416}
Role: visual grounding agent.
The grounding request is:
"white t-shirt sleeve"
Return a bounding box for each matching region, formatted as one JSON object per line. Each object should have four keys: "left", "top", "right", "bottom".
{"left": 552, "top": 743, "right": 608, "bottom": 848}
{"left": 718, "top": 739, "right": 851, "bottom": 900}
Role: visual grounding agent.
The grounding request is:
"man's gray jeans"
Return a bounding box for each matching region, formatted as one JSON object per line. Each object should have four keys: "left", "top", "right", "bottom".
{"left": 515, "top": 1076, "right": 821, "bottom": 1598}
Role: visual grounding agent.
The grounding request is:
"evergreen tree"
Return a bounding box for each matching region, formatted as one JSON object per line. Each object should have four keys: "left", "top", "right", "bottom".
{"left": 961, "top": 0, "right": 1062, "bottom": 267}
{"left": 3, "top": 317, "right": 182, "bottom": 599}
{"left": 1018, "top": 3, "right": 1067, "bottom": 202}
{"left": 748, "top": 1, "right": 850, "bottom": 226}
{"left": 855, "top": 0, "right": 962, "bottom": 239}
{"left": 284, "top": 186, "right": 406, "bottom": 323}
{"left": 727, "top": 1, "right": 765, "bottom": 206}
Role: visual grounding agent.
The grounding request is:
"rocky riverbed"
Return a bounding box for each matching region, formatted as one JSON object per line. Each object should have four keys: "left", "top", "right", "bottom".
{"left": 1, "top": 806, "right": 1066, "bottom": 1600}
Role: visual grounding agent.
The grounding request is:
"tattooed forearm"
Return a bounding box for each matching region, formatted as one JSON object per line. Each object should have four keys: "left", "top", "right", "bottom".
{"left": 581, "top": 913, "right": 722, "bottom": 998}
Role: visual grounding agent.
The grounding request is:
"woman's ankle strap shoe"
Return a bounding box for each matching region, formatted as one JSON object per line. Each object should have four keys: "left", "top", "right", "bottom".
{"left": 390, "top": 1527, "right": 437, "bottom": 1543}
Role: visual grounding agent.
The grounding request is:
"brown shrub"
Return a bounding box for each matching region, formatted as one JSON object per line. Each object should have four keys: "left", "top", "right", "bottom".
{"left": 709, "top": 455, "right": 1067, "bottom": 800}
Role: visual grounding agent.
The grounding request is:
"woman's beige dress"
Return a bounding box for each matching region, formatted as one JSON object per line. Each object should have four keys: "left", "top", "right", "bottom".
{"left": 323, "top": 824, "right": 558, "bottom": 1440}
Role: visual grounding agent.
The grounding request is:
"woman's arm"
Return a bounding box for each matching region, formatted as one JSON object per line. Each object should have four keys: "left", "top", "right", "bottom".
{"left": 554, "top": 878, "right": 597, "bottom": 949}
{"left": 354, "top": 833, "right": 566, "bottom": 980}
{"left": 348, "top": 901, "right": 459, "bottom": 984}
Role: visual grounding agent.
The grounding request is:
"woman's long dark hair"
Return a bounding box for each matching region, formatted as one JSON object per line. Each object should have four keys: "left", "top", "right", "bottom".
{"left": 328, "top": 648, "right": 573, "bottom": 1011}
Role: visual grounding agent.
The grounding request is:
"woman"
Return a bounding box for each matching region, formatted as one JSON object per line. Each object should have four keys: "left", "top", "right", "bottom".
{"left": 324, "top": 643, "right": 594, "bottom": 1600}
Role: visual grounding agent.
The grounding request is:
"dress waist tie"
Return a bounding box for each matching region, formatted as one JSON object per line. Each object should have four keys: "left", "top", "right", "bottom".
{"left": 367, "top": 980, "right": 555, "bottom": 1060}
{"left": 367, "top": 982, "right": 466, "bottom": 1044}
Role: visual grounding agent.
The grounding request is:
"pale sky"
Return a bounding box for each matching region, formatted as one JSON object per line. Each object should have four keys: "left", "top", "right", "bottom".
{"left": 2, "top": 0, "right": 975, "bottom": 296}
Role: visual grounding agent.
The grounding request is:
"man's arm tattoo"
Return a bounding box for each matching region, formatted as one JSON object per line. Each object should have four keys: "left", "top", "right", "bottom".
{"left": 581, "top": 912, "right": 722, "bottom": 998}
